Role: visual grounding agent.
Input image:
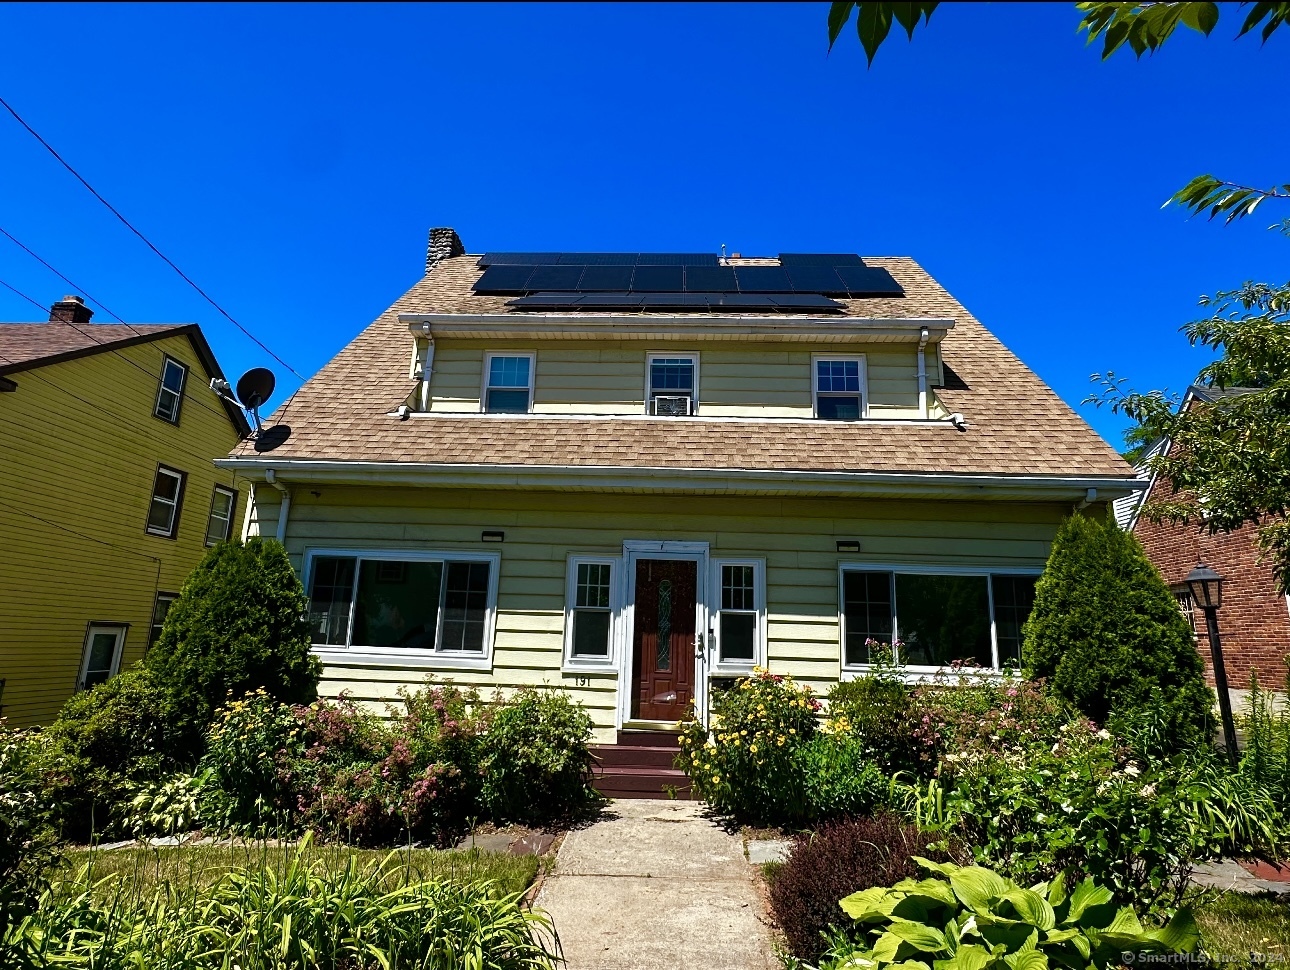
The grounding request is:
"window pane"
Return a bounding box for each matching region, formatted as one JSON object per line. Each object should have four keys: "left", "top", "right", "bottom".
{"left": 153, "top": 472, "right": 180, "bottom": 502}
{"left": 897, "top": 574, "right": 992, "bottom": 668}
{"left": 206, "top": 489, "right": 234, "bottom": 544}
{"left": 720, "top": 612, "right": 756, "bottom": 661}
{"left": 489, "top": 355, "right": 530, "bottom": 389}
{"left": 721, "top": 565, "right": 755, "bottom": 611}
{"left": 817, "top": 395, "right": 862, "bottom": 420}
{"left": 147, "top": 497, "right": 175, "bottom": 533}
{"left": 842, "top": 571, "right": 893, "bottom": 665}
{"left": 162, "top": 360, "right": 186, "bottom": 392}
{"left": 576, "top": 562, "right": 612, "bottom": 609}
{"left": 572, "top": 609, "right": 611, "bottom": 657}
{"left": 352, "top": 560, "right": 444, "bottom": 650}
{"left": 486, "top": 388, "right": 530, "bottom": 413}
{"left": 992, "top": 574, "right": 1038, "bottom": 667}
{"left": 650, "top": 358, "right": 694, "bottom": 392}
{"left": 308, "top": 556, "right": 357, "bottom": 645}
{"left": 817, "top": 360, "right": 860, "bottom": 393}
{"left": 149, "top": 594, "right": 176, "bottom": 649}
{"left": 440, "top": 561, "right": 490, "bottom": 653}
{"left": 156, "top": 388, "right": 180, "bottom": 421}
{"left": 84, "top": 631, "right": 119, "bottom": 688}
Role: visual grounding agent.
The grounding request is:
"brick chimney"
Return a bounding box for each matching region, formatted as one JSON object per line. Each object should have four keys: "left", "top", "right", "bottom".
{"left": 425, "top": 227, "right": 465, "bottom": 273}
{"left": 49, "top": 295, "right": 94, "bottom": 324}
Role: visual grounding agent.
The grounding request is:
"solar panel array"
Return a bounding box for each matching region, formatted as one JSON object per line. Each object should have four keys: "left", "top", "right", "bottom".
{"left": 472, "top": 252, "right": 903, "bottom": 313}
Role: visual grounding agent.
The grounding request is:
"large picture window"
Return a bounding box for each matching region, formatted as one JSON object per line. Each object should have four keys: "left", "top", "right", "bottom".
{"left": 305, "top": 551, "right": 497, "bottom": 663}
{"left": 840, "top": 568, "right": 1039, "bottom": 671}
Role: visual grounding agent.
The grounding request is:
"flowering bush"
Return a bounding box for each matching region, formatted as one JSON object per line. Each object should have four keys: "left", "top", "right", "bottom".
{"left": 198, "top": 689, "right": 302, "bottom": 832}
{"left": 0, "top": 723, "right": 59, "bottom": 938}
{"left": 826, "top": 645, "right": 938, "bottom": 775}
{"left": 676, "top": 667, "right": 822, "bottom": 824}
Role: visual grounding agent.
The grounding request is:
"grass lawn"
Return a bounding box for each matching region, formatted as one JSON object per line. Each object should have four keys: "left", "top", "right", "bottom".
{"left": 60, "top": 840, "right": 540, "bottom": 901}
{"left": 1197, "top": 893, "right": 1290, "bottom": 960}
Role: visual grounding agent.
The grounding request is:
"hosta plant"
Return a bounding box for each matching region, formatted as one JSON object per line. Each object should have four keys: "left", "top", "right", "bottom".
{"left": 820, "top": 859, "right": 1198, "bottom": 970}
{"left": 124, "top": 770, "right": 210, "bottom": 838}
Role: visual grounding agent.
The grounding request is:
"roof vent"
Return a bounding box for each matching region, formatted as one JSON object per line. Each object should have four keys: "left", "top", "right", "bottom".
{"left": 49, "top": 295, "right": 93, "bottom": 324}
{"left": 426, "top": 228, "right": 465, "bottom": 273}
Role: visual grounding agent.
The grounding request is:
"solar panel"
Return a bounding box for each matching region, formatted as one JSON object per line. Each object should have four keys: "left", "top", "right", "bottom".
{"left": 473, "top": 265, "right": 536, "bottom": 293}
{"left": 577, "top": 266, "right": 635, "bottom": 290}
{"left": 558, "top": 253, "right": 638, "bottom": 265}
{"left": 525, "top": 265, "right": 585, "bottom": 290}
{"left": 783, "top": 266, "right": 847, "bottom": 295}
{"left": 709, "top": 294, "right": 779, "bottom": 308}
{"left": 573, "top": 294, "right": 647, "bottom": 307}
{"left": 778, "top": 253, "right": 866, "bottom": 267}
{"left": 639, "top": 294, "right": 708, "bottom": 307}
{"left": 635, "top": 253, "right": 720, "bottom": 266}
{"left": 733, "top": 266, "right": 792, "bottom": 292}
{"left": 477, "top": 253, "right": 561, "bottom": 267}
{"left": 683, "top": 266, "right": 737, "bottom": 292}
{"left": 768, "top": 294, "right": 844, "bottom": 310}
{"left": 630, "top": 266, "right": 684, "bottom": 292}
{"left": 835, "top": 266, "right": 905, "bottom": 296}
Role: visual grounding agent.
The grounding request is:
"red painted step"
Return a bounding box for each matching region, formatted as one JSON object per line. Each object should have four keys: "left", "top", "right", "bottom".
{"left": 590, "top": 730, "right": 693, "bottom": 799}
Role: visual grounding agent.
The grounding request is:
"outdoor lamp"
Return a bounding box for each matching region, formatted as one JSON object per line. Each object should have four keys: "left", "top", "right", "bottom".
{"left": 1184, "top": 563, "right": 1224, "bottom": 611}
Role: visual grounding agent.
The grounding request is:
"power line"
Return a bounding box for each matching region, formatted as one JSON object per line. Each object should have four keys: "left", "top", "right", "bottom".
{"left": 0, "top": 275, "right": 48, "bottom": 314}
{"left": 0, "top": 225, "right": 125, "bottom": 322}
{"left": 0, "top": 497, "right": 161, "bottom": 565}
{"left": 0, "top": 93, "right": 305, "bottom": 380}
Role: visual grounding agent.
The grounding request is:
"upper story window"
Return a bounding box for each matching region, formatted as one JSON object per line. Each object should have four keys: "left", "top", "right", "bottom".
{"left": 813, "top": 356, "right": 866, "bottom": 420}
{"left": 154, "top": 356, "right": 188, "bottom": 424}
{"left": 483, "top": 352, "right": 534, "bottom": 413}
{"left": 205, "top": 484, "right": 237, "bottom": 545}
{"left": 647, "top": 353, "right": 697, "bottom": 416}
{"left": 146, "top": 465, "right": 186, "bottom": 538}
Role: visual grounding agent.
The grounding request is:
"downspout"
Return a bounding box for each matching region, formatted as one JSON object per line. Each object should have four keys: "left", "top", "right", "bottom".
{"left": 1075, "top": 487, "right": 1098, "bottom": 512}
{"left": 917, "top": 327, "right": 930, "bottom": 419}
{"left": 420, "top": 338, "right": 434, "bottom": 412}
{"left": 265, "top": 468, "right": 292, "bottom": 544}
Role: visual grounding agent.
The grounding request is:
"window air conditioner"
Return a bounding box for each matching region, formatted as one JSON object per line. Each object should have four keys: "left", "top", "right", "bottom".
{"left": 652, "top": 395, "right": 692, "bottom": 417}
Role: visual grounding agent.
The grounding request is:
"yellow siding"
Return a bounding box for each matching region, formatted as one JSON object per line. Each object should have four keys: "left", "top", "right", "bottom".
{"left": 0, "top": 335, "right": 247, "bottom": 726}
{"left": 252, "top": 486, "right": 1067, "bottom": 742}
{"left": 425, "top": 339, "right": 941, "bottom": 419}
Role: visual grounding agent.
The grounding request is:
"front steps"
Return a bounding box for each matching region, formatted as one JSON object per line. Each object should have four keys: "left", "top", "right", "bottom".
{"left": 590, "top": 730, "right": 693, "bottom": 799}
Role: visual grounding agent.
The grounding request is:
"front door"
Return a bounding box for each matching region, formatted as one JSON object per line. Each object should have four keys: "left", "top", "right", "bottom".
{"left": 632, "top": 559, "right": 697, "bottom": 721}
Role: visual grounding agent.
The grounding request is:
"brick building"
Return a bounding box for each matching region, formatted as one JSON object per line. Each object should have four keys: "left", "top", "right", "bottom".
{"left": 1115, "top": 387, "right": 1290, "bottom": 700}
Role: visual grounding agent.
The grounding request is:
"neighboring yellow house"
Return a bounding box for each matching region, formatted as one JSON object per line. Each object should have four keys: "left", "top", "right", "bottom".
{"left": 221, "top": 230, "right": 1141, "bottom": 793}
{"left": 0, "top": 296, "right": 250, "bottom": 726}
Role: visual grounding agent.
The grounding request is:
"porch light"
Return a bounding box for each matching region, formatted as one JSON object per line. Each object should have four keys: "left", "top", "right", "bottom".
{"left": 836, "top": 540, "right": 861, "bottom": 553}
{"left": 481, "top": 531, "right": 505, "bottom": 543}
{"left": 1184, "top": 563, "right": 1223, "bottom": 610}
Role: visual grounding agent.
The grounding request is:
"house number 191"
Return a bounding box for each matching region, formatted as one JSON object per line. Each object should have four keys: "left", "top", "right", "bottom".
{"left": 575, "top": 676, "right": 590, "bottom": 687}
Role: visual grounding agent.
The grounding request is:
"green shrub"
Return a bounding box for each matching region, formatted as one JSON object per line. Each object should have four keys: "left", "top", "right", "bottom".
{"left": 38, "top": 667, "right": 184, "bottom": 839}
{"left": 1023, "top": 514, "right": 1213, "bottom": 751}
{"left": 480, "top": 688, "right": 597, "bottom": 825}
{"left": 820, "top": 860, "right": 1199, "bottom": 970}
{"left": 768, "top": 815, "right": 939, "bottom": 963}
{"left": 1240, "top": 672, "right": 1290, "bottom": 815}
{"left": 797, "top": 733, "right": 888, "bottom": 820}
{"left": 124, "top": 771, "right": 209, "bottom": 838}
{"left": 676, "top": 668, "right": 821, "bottom": 825}
{"left": 11, "top": 833, "right": 560, "bottom": 969}
{"left": 197, "top": 690, "right": 302, "bottom": 833}
{"left": 826, "top": 672, "right": 935, "bottom": 776}
{"left": 145, "top": 538, "right": 320, "bottom": 757}
{"left": 0, "top": 724, "right": 59, "bottom": 941}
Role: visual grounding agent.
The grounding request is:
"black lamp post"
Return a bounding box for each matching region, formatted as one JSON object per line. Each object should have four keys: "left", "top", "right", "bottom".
{"left": 1185, "top": 563, "right": 1238, "bottom": 764}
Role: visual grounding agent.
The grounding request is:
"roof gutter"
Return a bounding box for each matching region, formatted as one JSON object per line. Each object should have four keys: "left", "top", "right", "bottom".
{"left": 217, "top": 457, "right": 1143, "bottom": 503}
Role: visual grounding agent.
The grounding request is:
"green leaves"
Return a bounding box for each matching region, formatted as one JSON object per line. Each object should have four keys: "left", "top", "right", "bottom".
{"left": 1078, "top": 3, "right": 1220, "bottom": 59}
{"left": 1167, "top": 173, "right": 1290, "bottom": 224}
{"left": 1064, "top": 878, "right": 1114, "bottom": 924}
{"left": 828, "top": 2, "right": 939, "bottom": 65}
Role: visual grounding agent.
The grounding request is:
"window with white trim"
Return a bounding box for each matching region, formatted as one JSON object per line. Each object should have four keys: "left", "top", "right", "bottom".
{"left": 813, "top": 357, "right": 865, "bottom": 420}
{"left": 154, "top": 356, "right": 188, "bottom": 423}
{"left": 647, "top": 353, "right": 697, "bottom": 416}
{"left": 146, "top": 466, "right": 186, "bottom": 538}
{"left": 840, "top": 568, "right": 1039, "bottom": 671}
{"left": 483, "top": 353, "right": 534, "bottom": 413}
{"left": 80, "top": 624, "right": 127, "bottom": 690}
{"left": 565, "top": 558, "right": 617, "bottom": 663}
{"left": 714, "top": 561, "right": 764, "bottom": 667}
{"left": 306, "top": 552, "right": 496, "bottom": 656}
{"left": 205, "top": 485, "right": 237, "bottom": 545}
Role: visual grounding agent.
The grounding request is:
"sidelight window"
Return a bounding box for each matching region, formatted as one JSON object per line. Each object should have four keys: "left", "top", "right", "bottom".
{"left": 564, "top": 556, "right": 619, "bottom": 667}
{"left": 712, "top": 560, "right": 764, "bottom": 669}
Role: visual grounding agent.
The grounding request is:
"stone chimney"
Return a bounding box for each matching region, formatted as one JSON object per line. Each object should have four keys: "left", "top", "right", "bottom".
{"left": 425, "top": 227, "right": 465, "bottom": 273}
{"left": 49, "top": 295, "right": 94, "bottom": 324}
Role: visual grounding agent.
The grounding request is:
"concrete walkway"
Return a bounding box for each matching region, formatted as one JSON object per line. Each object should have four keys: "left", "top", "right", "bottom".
{"left": 536, "top": 799, "right": 773, "bottom": 970}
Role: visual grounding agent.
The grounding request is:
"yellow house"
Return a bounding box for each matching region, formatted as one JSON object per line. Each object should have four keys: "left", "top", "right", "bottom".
{"left": 0, "top": 296, "right": 250, "bottom": 726}
{"left": 221, "top": 230, "right": 1141, "bottom": 795}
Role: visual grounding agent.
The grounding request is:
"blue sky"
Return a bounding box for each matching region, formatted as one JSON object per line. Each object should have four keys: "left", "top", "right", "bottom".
{"left": 0, "top": 2, "right": 1284, "bottom": 447}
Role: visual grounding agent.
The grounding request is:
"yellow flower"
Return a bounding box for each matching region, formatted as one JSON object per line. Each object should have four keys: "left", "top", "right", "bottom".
{"left": 712, "top": 775, "right": 720, "bottom": 783}
{"left": 749, "top": 744, "right": 758, "bottom": 753}
{"left": 740, "top": 730, "right": 747, "bottom": 736}
{"left": 777, "top": 738, "right": 785, "bottom": 747}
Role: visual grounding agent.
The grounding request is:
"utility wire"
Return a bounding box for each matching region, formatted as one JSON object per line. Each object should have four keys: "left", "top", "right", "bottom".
{"left": 0, "top": 93, "right": 305, "bottom": 380}
{"left": 0, "top": 225, "right": 125, "bottom": 322}
{"left": 0, "top": 275, "right": 48, "bottom": 314}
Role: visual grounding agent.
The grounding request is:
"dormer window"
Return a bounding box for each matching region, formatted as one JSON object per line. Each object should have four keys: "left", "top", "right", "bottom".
{"left": 813, "top": 356, "right": 866, "bottom": 420}
{"left": 647, "top": 353, "right": 697, "bottom": 416}
{"left": 483, "top": 352, "right": 534, "bottom": 413}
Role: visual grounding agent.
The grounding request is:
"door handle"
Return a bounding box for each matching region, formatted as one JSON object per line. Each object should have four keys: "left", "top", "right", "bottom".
{"left": 695, "top": 632, "right": 706, "bottom": 659}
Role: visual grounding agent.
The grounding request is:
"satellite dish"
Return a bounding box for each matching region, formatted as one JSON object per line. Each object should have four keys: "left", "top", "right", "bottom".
{"left": 234, "top": 367, "right": 276, "bottom": 436}
{"left": 235, "top": 368, "right": 275, "bottom": 410}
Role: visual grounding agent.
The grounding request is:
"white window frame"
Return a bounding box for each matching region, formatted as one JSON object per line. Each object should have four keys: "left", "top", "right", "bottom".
{"left": 154, "top": 355, "right": 188, "bottom": 424}
{"left": 562, "top": 554, "right": 622, "bottom": 671}
{"left": 480, "top": 351, "right": 536, "bottom": 414}
{"left": 709, "top": 558, "right": 766, "bottom": 674}
{"left": 302, "top": 548, "right": 500, "bottom": 671}
{"left": 205, "top": 484, "right": 237, "bottom": 546}
{"left": 146, "top": 465, "right": 186, "bottom": 538}
{"left": 79, "top": 623, "right": 127, "bottom": 691}
{"left": 644, "top": 351, "right": 700, "bottom": 415}
{"left": 836, "top": 562, "right": 1043, "bottom": 680}
{"left": 812, "top": 353, "right": 868, "bottom": 420}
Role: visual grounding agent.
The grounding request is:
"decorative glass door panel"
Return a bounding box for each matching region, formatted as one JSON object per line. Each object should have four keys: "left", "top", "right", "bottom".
{"left": 631, "top": 559, "right": 696, "bottom": 720}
